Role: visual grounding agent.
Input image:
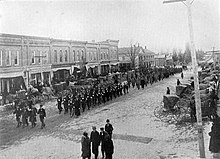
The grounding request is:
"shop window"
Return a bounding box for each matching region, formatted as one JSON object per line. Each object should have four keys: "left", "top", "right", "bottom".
{"left": 14, "top": 51, "right": 19, "bottom": 65}
{"left": 6, "top": 50, "right": 11, "bottom": 66}
{"left": 0, "top": 50, "right": 2, "bottom": 66}
{"left": 60, "top": 50, "right": 63, "bottom": 62}
{"left": 65, "top": 50, "right": 68, "bottom": 62}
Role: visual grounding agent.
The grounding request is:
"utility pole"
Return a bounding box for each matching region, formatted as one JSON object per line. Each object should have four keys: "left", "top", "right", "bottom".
{"left": 163, "top": 0, "right": 205, "bottom": 158}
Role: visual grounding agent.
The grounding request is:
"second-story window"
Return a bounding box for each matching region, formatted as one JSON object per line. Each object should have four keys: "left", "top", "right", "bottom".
{"left": 65, "top": 50, "right": 68, "bottom": 62}
{"left": 54, "top": 50, "right": 57, "bottom": 63}
{"left": 101, "top": 52, "right": 103, "bottom": 60}
{"left": 43, "top": 51, "right": 48, "bottom": 64}
{"left": 6, "top": 50, "right": 11, "bottom": 66}
{"left": 93, "top": 52, "right": 96, "bottom": 60}
{"left": 0, "top": 50, "right": 2, "bottom": 66}
{"left": 60, "top": 50, "right": 63, "bottom": 62}
{"left": 14, "top": 51, "right": 19, "bottom": 65}
{"left": 38, "top": 51, "right": 42, "bottom": 64}
{"left": 77, "top": 51, "right": 80, "bottom": 61}
{"left": 32, "top": 51, "right": 35, "bottom": 64}
{"left": 73, "top": 50, "right": 75, "bottom": 61}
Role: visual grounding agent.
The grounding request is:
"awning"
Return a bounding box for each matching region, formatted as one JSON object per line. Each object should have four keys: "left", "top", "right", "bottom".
{"left": 52, "top": 67, "right": 71, "bottom": 72}
{"left": 86, "top": 63, "right": 99, "bottom": 70}
{"left": 0, "top": 72, "right": 24, "bottom": 79}
{"left": 110, "top": 62, "right": 119, "bottom": 66}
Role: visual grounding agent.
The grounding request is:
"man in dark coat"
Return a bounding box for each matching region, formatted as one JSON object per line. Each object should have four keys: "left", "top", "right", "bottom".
{"left": 81, "top": 131, "right": 91, "bottom": 159}
{"left": 100, "top": 127, "right": 109, "bottom": 159}
{"left": 105, "top": 119, "right": 114, "bottom": 139}
{"left": 57, "top": 96, "right": 63, "bottom": 114}
{"left": 37, "top": 104, "right": 46, "bottom": 129}
{"left": 74, "top": 97, "right": 81, "bottom": 117}
{"left": 140, "top": 77, "right": 145, "bottom": 89}
{"left": 63, "top": 96, "right": 69, "bottom": 114}
{"left": 90, "top": 126, "right": 100, "bottom": 159}
{"left": 13, "top": 106, "right": 22, "bottom": 128}
{"left": 103, "top": 135, "right": 114, "bottom": 159}
{"left": 209, "top": 116, "right": 220, "bottom": 154}
{"left": 29, "top": 106, "right": 37, "bottom": 128}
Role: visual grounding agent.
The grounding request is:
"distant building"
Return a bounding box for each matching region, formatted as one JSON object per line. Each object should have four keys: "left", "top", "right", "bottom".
{"left": 166, "top": 54, "right": 173, "bottom": 66}
{"left": 118, "top": 46, "right": 155, "bottom": 71}
{"left": 0, "top": 33, "right": 119, "bottom": 104}
{"left": 154, "top": 54, "right": 166, "bottom": 67}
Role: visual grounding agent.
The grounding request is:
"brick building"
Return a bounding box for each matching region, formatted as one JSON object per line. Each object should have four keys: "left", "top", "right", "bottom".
{"left": 0, "top": 33, "right": 119, "bottom": 103}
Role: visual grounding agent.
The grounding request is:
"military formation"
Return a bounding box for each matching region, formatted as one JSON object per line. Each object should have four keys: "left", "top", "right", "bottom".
{"left": 56, "top": 82, "right": 129, "bottom": 117}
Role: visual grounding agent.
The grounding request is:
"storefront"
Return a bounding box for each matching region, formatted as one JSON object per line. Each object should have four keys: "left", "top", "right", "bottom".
{"left": 52, "top": 64, "right": 71, "bottom": 83}
{"left": 86, "top": 63, "right": 99, "bottom": 77}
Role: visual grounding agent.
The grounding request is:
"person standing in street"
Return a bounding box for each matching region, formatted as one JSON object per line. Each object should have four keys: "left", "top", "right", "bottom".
{"left": 13, "top": 106, "right": 22, "bottom": 128}
{"left": 166, "top": 87, "right": 170, "bottom": 95}
{"left": 90, "top": 126, "right": 100, "bottom": 159}
{"left": 29, "top": 106, "right": 37, "bottom": 128}
{"left": 81, "top": 131, "right": 91, "bottom": 159}
{"left": 57, "top": 95, "right": 63, "bottom": 114}
{"left": 103, "top": 135, "right": 114, "bottom": 159}
{"left": 209, "top": 113, "right": 220, "bottom": 158}
{"left": 105, "top": 119, "right": 114, "bottom": 139}
{"left": 181, "top": 72, "right": 184, "bottom": 79}
{"left": 100, "top": 127, "right": 108, "bottom": 159}
{"left": 37, "top": 104, "right": 46, "bottom": 129}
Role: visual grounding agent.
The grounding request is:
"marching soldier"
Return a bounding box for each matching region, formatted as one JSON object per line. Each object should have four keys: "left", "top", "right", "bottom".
{"left": 63, "top": 95, "right": 69, "bottom": 114}
{"left": 29, "top": 106, "right": 37, "bottom": 128}
{"left": 75, "top": 96, "right": 81, "bottom": 117}
{"left": 69, "top": 98, "right": 74, "bottom": 117}
{"left": 57, "top": 95, "right": 63, "bottom": 114}
{"left": 21, "top": 106, "right": 29, "bottom": 128}
{"left": 13, "top": 106, "right": 22, "bottom": 128}
{"left": 37, "top": 104, "right": 46, "bottom": 129}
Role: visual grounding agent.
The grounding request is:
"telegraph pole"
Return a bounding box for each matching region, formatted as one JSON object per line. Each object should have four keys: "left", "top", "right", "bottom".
{"left": 163, "top": 0, "right": 205, "bottom": 158}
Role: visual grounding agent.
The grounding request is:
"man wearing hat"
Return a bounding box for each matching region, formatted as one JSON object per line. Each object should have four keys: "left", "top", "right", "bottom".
{"left": 90, "top": 126, "right": 100, "bottom": 159}
{"left": 100, "top": 127, "right": 108, "bottom": 159}
{"left": 105, "top": 119, "right": 114, "bottom": 139}
{"left": 37, "top": 104, "right": 46, "bottom": 129}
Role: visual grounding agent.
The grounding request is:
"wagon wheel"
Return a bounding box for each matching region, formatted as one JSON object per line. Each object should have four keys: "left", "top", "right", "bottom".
{"left": 154, "top": 101, "right": 173, "bottom": 122}
{"left": 173, "top": 99, "right": 189, "bottom": 122}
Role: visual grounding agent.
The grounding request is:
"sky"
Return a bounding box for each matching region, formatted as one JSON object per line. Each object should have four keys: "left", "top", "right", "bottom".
{"left": 0, "top": 0, "right": 219, "bottom": 53}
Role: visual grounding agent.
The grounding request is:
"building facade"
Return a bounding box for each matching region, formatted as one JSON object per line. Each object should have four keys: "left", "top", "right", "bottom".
{"left": 0, "top": 34, "right": 119, "bottom": 100}
{"left": 118, "top": 46, "right": 155, "bottom": 71}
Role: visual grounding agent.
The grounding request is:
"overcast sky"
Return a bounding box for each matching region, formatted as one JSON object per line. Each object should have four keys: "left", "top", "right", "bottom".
{"left": 0, "top": 0, "right": 219, "bottom": 52}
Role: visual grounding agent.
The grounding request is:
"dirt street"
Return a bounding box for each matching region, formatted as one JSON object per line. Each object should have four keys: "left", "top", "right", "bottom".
{"left": 0, "top": 71, "right": 213, "bottom": 159}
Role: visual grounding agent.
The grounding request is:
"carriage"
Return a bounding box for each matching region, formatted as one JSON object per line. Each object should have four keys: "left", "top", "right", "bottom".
{"left": 154, "top": 94, "right": 189, "bottom": 122}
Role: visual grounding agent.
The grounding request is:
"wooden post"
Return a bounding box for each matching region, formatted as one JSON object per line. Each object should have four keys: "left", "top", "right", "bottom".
{"left": 186, "top": 0, "right": 205, "bottom": 158}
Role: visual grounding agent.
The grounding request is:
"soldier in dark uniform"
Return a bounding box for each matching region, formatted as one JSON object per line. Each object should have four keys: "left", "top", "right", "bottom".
{"left": 13, "top": 106, "right": 22, "bottom": 128}
{"left": 75, "top": 96, "right": 81, "bottom": 117}
{"left": 86, "top": 90, "right": 91, "bottom": 110}
{"left": 81, "top": 94, "right": 86, "bottom": 112}
{"left": 63, "top": 96, "right": 69, "bottom": 114}
{"left": 29, "top": 106, "right": 37, "bottom": 128}
{"left": 57, "top": 95, "right": 63, "bottom": 114}
{"left": 69, "top": 98, "right": 74, "bottom": 117}
{"left": 21, "top": 106, "right": 29, "bottom": 128}
{"left": 37, "top": 104, "right": 46, "bottom": 129}
{"left": 119, "top": 84, "right": 123, "bottom": 96}
{"left": 102, "top": 88, "right": 106, "bottom": 103}
{"left": 100, "top": 127, "right": 109, "bottom": 159}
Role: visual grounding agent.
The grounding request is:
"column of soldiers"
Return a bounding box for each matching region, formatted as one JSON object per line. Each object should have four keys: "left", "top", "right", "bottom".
{"left": 13, "top": 101, "right": 46, "bottom": 129}
{"left": 56, "top": 82, "right": 129, "bottom": 117}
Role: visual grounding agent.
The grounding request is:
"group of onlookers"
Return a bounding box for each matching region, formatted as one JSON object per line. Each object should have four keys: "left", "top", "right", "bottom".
{"left": 81, "top": 119, "right": 114, "bottom": 159}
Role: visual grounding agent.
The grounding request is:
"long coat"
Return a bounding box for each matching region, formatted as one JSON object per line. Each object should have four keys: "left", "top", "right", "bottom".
{"left": 81, "top": 136, "right": 91, "bottom": 158}
{"left": 103, "top": 138, "right": 114, "bottom": 155}
{"left": 209, "top": 117, "right": 220, "bottom": 153}
{"left": 90, "top": 130, "right": 100, "bottom": 155}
